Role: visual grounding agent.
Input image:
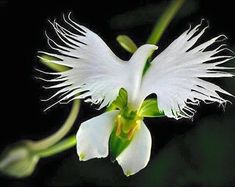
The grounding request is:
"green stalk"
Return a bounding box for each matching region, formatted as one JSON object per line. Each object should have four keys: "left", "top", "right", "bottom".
{"left": 147, "top": 0, "right": 185, "bottom": 45}
{"left": 32, "top": 100, "right": 80, "bottom": 150}
{"left": 37, "top": 136, "right": 76, "bottom": 158}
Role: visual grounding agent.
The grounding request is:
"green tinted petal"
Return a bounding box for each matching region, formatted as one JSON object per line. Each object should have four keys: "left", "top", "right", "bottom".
{"left": 139, "top": 99, "right": 164, "bottom": 117}
{"left": 107, "top": 88, "right": 128, "bottom": 111}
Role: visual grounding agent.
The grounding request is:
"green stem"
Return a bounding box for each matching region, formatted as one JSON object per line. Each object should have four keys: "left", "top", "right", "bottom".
{"left": 32, "top": 100, "right": 80, "bottom": 150}
{"left": 147, "top": 0, "right": 185, "bottom": 45}
{"left": 37, "top": 135, "right": 76, "bottom": 158}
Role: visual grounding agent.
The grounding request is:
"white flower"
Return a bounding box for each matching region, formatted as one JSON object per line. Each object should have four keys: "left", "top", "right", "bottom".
{"left": 39, "top": 14, "right": 234, "bottom": 176}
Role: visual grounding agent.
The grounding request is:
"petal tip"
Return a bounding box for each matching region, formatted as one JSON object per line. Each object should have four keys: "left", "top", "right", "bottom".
{"left": 124, "top": 170, "right": 133, "bottom": 177}
{"left": 123, "top": 167, "right": 145, "bottom": 176}
{"left": 78, "top": 152, "right": 86, "bottom": 161}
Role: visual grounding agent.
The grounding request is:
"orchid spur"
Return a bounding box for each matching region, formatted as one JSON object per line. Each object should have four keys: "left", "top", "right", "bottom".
{"left": 38, "top": 13, "right": 234, "bottom": 176}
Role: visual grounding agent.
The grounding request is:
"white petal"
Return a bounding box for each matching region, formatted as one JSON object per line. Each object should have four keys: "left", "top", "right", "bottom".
{"left": 39, "top": 14, "right": 160, "bottom": 111}
{"left": 39, "top": 13, "right": 132, "bottom": 111}
{"left": 140, "top": 21, "right": 234, "bottom": 119}
{"left": 76, "top": 110, "right": 119, "bottom": 161}
{"left": 127, "top": 44, "right": 158, "bottom": 106}
{"left": 116, "top": 121, "right": 152, "bottom": 176}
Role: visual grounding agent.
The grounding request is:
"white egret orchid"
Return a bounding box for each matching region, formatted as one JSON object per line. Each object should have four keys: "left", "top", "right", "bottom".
{"left": 39, "top": 14, "right": 234, "bottom": 176}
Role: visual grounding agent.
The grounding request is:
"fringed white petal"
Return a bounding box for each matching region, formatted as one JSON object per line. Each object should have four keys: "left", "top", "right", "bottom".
{"left": 39, "top": 13, "right": 131, "bottom": 110}
{"left": 76, "top": 110, "right": 119, "bottom": 161}
{"left": 116, "top": 121, "right": 152, "bottom": 176}
{"left": 140, "top": 21, "right": 234, "bottom": 119}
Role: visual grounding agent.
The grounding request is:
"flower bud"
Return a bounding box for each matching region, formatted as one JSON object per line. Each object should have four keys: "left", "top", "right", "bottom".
{"left": 0, "top": 141, "right": 39, "bottom": 178}
{"left": 116, "top": 35, "right": 137, "bottom": 53}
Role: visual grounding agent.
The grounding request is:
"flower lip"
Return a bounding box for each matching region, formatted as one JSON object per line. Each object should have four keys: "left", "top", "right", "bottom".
{"left": 116, "top": 120, "right": 152, "bottom": 176}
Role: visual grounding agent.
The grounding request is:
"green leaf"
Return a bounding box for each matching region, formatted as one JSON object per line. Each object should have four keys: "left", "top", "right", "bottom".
{"left": 139, "top": 99, "right": 164, "bottom": 117}
{"left": 107, "top": 88, "right": 128, "bottom": 111}
{"left": 116, "top": 35, "right": 138, "bottom": 53}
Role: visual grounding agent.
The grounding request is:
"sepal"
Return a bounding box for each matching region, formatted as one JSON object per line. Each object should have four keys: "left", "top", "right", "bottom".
{"left": 139, "top": 99, "right": 164, "bottom": 117}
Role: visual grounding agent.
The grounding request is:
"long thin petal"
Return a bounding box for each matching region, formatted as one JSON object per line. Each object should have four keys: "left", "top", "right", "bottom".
{"left": 140, "top": 21, "right": 234, "bottom": 119}
{"left": 116, "top": 121, "right": 152, "bottom": 176}
{"left": 76, "top": 110, "right": 119, "bottom": 161}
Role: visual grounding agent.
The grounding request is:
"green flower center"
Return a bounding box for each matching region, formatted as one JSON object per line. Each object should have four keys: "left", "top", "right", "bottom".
{"left": 108, "top": 88, "right": 164, "bottom": 160}
{"left": 109, "top": 108, "right": 142, "bottom": 160}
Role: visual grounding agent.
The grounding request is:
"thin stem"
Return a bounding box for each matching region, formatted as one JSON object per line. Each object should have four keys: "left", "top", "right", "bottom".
{"left": 37, "top": 135, "right": 76, "bottom": 158}
{"left": 147, "top": 0, "right": 185, "bottom": 45}
{"left": 32, "top": 100, "right": 80, "bottom": 150}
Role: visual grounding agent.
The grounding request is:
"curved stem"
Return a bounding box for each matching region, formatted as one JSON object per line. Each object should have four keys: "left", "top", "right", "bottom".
{"left": 147, "top": 0, "right": 185, "bottom": 45}
{"left": 37, "top": 135, "right": 76, "bottom": 158}
{"left": 32, "top": 100, "right": 80, "bottom": 150}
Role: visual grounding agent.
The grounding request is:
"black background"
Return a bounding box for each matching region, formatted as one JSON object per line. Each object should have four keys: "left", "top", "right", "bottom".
{"left": 1, "top": 0, "right": 235, "bottom": 186}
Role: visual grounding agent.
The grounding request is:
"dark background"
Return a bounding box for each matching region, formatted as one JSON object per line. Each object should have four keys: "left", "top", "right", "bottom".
{"left": 1, "top": 0, "right": 235, "bottom": 186}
